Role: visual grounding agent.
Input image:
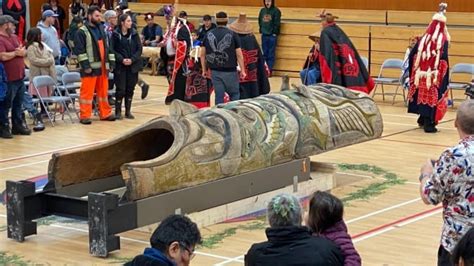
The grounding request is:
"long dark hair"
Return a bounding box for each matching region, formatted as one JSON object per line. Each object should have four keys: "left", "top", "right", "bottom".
{"left": 119, "top": 13, "right": 131, "bottom": 31}
{"left": 307, "top": 191, "right": 344, "bottom": 234}
{"left": 26, "top": 28, "right": 44, "bottom": 50}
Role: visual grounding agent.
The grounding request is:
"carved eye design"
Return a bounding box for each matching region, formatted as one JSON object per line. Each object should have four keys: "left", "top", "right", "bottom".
{"left": 202, "top": 114, "right": 226, "bottom": 135}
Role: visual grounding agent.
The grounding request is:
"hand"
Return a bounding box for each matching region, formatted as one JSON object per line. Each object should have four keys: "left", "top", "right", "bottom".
{"left": 202, "top": 69, "right": 208, "bottom": 78}
{"left": 144, "top": 40, "right": 150, "bottom": 45}
{"left": 123, "top": 59, "right": 132, "bottom": 65}
{"left": 84, "top": 68, "right": 92, "bottom": 74}
{"left": 420, "top": 159, "right": 434, "bottom": 176}
{"left": 15, "top": 47, "right": 26, "bottom": 57}
{"left": 240, "top": 70, "right": 247, "bottom": 80}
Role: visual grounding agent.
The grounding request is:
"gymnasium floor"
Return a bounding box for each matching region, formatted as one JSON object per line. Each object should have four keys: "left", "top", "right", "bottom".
{"left": 0, "top": 73, "right": 464, "bottom": 265}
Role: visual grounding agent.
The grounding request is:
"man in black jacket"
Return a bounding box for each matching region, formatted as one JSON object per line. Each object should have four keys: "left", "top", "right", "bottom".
{"left": 74, "top": 6, "right": 116, "bottom": 124}
{"left": 126, "top": 215, "right": 202, "bottom": 266}
{"left": 245, "top": 194, "right": 344, "bottom": 266}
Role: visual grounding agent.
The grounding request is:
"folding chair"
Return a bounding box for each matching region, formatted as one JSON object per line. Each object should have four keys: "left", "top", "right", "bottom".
{"left": 372, "top": 58, "right": 404, "bottom": 104}
{"left": 31, "top": 75, "right": 75, "bottom": 126}
{"left": 55, "top": 65, "right": 69, "bottom": 85}
{"left": 58, "top": 72, "right": 81, "bottom": 119}
{"left": 448, "top": 63, "right": 474, "bottom": 107}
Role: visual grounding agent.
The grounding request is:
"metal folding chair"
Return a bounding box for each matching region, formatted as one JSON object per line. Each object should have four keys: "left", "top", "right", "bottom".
{"left": 58, "top": 72, "right": 81, "bottom": 119}
{"left": 448, "top": 63, "right": 474, "bottom": 107}
{"left": 372, "top": 58, "right": 404, "bottom": 104}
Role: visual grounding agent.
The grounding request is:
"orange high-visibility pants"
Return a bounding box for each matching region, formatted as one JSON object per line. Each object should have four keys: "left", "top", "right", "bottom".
{"left": 79, "top": 40, "right": 112, "bottom": 120}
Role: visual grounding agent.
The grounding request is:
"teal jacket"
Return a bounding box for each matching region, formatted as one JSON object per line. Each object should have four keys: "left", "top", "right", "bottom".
{"left": 258, "top": 0, "right": 281, "bottom": 36}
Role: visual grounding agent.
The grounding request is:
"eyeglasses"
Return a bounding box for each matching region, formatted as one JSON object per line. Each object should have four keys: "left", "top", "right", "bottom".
{"left": 179, "top": 243, "right": 195, "bottom": 260}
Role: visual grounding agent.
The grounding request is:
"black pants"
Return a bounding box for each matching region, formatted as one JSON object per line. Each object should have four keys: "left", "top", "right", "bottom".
{"left": 438, "top": 245, "right": 453, "bottom": 266}
{"left": 114, "top": 67, "right": 139, "bottom": 100}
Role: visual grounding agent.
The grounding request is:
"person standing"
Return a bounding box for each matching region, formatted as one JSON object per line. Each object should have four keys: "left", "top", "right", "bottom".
{"left": 26, "top": 27, "right": 56, "bottom": 131}
{"left": 49, "top": 0, "right": 66, "bottom": 36}
{"left": 37, "top": 10, "right": 61, "bottom": 64}
{"left": 407, "top": 3, "right": 450, "bottom": 133}
{"left": 419, "top": 99, "right": 474, "bottom": 266}
{"left": 103, "top": 9, "right": 118, "bottom": 40}
{"left": 111, "top": 13, "right": 142, "bottom": 119}
{"left": 258, "top": 0, "right": 281, "bottom": 75}
{"left": 0, "top": 15, "right": 31, "bottom": 138}
{"left": 197, "top": 15, "right": 216, "bottom": 42}
{"left": 228, "top": 13, "right": 270, "bottom": 99}
{"left": 74, "top": 6, "right": 116, "bottom": 124}
{"left": 200, "top": 11, "right": 246, "bottom": 104}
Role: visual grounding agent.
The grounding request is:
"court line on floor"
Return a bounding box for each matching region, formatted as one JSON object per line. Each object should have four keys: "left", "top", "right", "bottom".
{"left": 352, "top": 206, "right": 442, "bottom": 243}
{"left": 214, "top": 255, "right": 245, "bottom": 266}
{"left": 0, "top": 215, "right": 242, "bottom": 263}
{"left": 346, "top": 197, "right": 421, "bottom": 224}
{"left": 0, "top": 160, "right": 49, "bottom": 172}
{"left": 378, "top": 138, "right": 450, "bottom": 148}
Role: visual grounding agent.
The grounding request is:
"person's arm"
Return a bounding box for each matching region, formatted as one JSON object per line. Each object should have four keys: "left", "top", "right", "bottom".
{"left": 419, "top": 152, "right": 452, "bottom": 205}
{"left": 258, "top": 9, "right": 263, "bottom": 33}
{"left": 74, "top": 29, "right": 92, "bottom": 72}
{"left": 155, "top": 26, "right": 163, "bottom": 43}
{"left": 236, "top": 48, "right": 246, "bottom": 78}
{"left": 273, "top": 9, "right": 281, "bottom": 35}
{"left": 200, "top": 46, "right": 207, "bottom": 76}
{"left": 27, "top": 46, "right": 54, "bottom": 67}
{"left": 0, "top": 51, "right": 17, "bottom": 61}
{"left": 110, "top": 33, "right": 124, "bottom": 64}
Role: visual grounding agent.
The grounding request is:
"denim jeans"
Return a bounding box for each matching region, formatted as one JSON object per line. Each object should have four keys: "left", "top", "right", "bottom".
{"left": 211, "top": 70, "right": 240, "bottom": 105}
{"left": 0, "top": 79, "right": 26, "bottom": 127}
{"left": 300, "top": 66, "right": 321, "bottom": 85}
{"left": 262, "top": 34, "right": 277, "bottom": 71}
{"left": 23, "top": 91, "right": 38, "bottom": 116}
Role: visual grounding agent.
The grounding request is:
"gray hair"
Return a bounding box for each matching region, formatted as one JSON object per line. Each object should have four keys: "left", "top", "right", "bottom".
{"left": 267, "top": 194, "right": 302, "bottom": 227}
{"left": 104, "top": 10, "right": 117, "bottom": 21}
{"left": 457, "top": 99, "right": 474, "bottom": 135}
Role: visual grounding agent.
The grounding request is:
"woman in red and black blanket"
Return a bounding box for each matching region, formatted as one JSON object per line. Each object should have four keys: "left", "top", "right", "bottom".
{"left": 228, "top": 14, "right": 270, "bottom": 99}
{"left": 318, "top": 12, "right": 374, "bottom": 94}
{"left": 407, "top": 3, "right": 450, "bottom": 133}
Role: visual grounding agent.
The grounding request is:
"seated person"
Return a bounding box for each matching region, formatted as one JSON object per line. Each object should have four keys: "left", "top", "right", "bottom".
{"left": 142, "top": 12, "right": 163, "bottom": 47}
{"left": 191, "top": 30, "right": 201, "bottom": 47}
{"left": 245, "top": 194, "right": 344, "bottom": 266}
{"left": 126, "top": 214, "right": 202, "bottom": 266}
{"left": 300, "top": 32, "right": 321, "bottom": 86}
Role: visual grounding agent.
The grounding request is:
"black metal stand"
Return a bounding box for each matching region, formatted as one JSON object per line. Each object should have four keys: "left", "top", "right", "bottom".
{"left": 6, "top": 158, "right": 311, "bottom": 257}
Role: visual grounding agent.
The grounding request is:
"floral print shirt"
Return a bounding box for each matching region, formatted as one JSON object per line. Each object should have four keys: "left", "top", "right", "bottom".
{"left": 423, "top": 135, "right": 474, "bottom": 252}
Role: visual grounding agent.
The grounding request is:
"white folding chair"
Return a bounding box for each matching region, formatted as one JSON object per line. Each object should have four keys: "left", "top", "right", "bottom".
{"left": 448, "top": 63, "right": 474, "bottom": 106}
{"left": 31, "top": 75, "right": 75, "bottom": 126}
{"left": 58, "top": 72, "right": 81, "bottom": 119}
{"left": 372, "top": 58, "right": 404, "bottom": 104}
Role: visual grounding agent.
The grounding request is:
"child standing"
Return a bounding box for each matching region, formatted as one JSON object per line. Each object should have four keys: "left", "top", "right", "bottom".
{"left": 307, "top": 191, "right": 361, "bottom": 266}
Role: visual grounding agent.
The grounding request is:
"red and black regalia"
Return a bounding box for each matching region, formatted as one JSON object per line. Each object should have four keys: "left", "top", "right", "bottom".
{"left": 185, "top": 46, "right": 212, "bottom": 108}
{"left": 229, "top": 14, "right": 270, "bottom": 99}
{"left": 2, "top": 0, "right": 26, "bottom": 44}
{"left": 163, "top": 16, "right": 192, "bottom": 105}
{"left": 318, "top": 13, "right": 374, "bottom": 94}
{"left": 407, "top": 5, "right": 450, "bottom": 133}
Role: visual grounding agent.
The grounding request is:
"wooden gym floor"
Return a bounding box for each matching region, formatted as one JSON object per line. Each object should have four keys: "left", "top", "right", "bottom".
{"left": 0, "top": 72, "right": 466, "bottom": 265}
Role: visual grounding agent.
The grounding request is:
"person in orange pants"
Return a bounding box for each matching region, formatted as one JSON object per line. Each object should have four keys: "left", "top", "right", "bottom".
{"left": 74, "top": 6, "right": 115, "bottom": 124}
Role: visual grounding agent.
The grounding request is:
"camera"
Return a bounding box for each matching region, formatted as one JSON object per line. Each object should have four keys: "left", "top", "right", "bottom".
{"left": 465, "top": 82, "right": 474, "bottom": 99}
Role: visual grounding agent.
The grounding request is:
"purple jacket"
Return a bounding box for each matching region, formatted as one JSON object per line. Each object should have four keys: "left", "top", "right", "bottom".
{"left": 318, "top": 220, "right": 361, "bottom": 266}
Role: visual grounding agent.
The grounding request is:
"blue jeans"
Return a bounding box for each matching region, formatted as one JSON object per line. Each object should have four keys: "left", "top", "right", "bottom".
{"left": 0, "top": 80, "right": 26, "bottom": 127}
{"left": 23, "top": 91, "right": 38, "bottom": 116}
{"left": 211, "top": 70, "right": 240, "bottom": 105}
{"left": 300, "top": 67, "right": 321, "bottom": 85}
{"left": 262, "top": 34, "right": 277, "bottom": 71}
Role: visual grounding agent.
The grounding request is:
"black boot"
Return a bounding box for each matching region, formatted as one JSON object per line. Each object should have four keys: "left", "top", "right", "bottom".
{"left": 0, "top": 124, "right": 12, "bottom": 139}
{"left": 33, "top": 113, "right": 45, "bottom": 132}
{"left": 12, "top": 123, "right": 32, "bottom": 135}
{"left": 417, "top": 116, "right": 424, "bottom": 127}
{"left": 125, "top": 97, "right": 135, "bottom": 119}
{"left": 139, "top": 80, "right": 149, "bottom": 99}
{"left": 423, "top": 117, "right": 438, "bottom": 133}
{"left": 115, "top": 98, "right": 123, "bottom": 120}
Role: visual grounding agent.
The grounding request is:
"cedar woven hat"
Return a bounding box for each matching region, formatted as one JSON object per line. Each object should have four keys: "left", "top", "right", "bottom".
{"left": 308, "top": 31, "right": 321, "bottom": 42}
{"left": 228, "top": 13, "right": 253, "bottom": 34}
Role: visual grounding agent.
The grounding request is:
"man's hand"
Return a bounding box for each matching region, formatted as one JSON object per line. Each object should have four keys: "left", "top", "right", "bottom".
{"left": 15, "top": 46, "right": 26, "bottom": 57}
{"left": 240, "top": 70, "right": 247, "bottom": 80}
{"left": 420, "top": 159, "right": 434, "bottom": 177}
{"left": 202, "top": 69, "right": 208, "bottom": 78}
{"left": 84, "top": 68, "right": 92, "bottom": 74}
{"left": 123, "top": 59, "right": 132, "bottom": 66}
{"left": 144, "top": 40, "right": 150, "bottom": 46}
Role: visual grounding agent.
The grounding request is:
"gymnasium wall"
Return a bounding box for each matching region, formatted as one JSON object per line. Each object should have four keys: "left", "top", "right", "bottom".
{"left": 138, "top": 0, "right": 473, "bottom": 12}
